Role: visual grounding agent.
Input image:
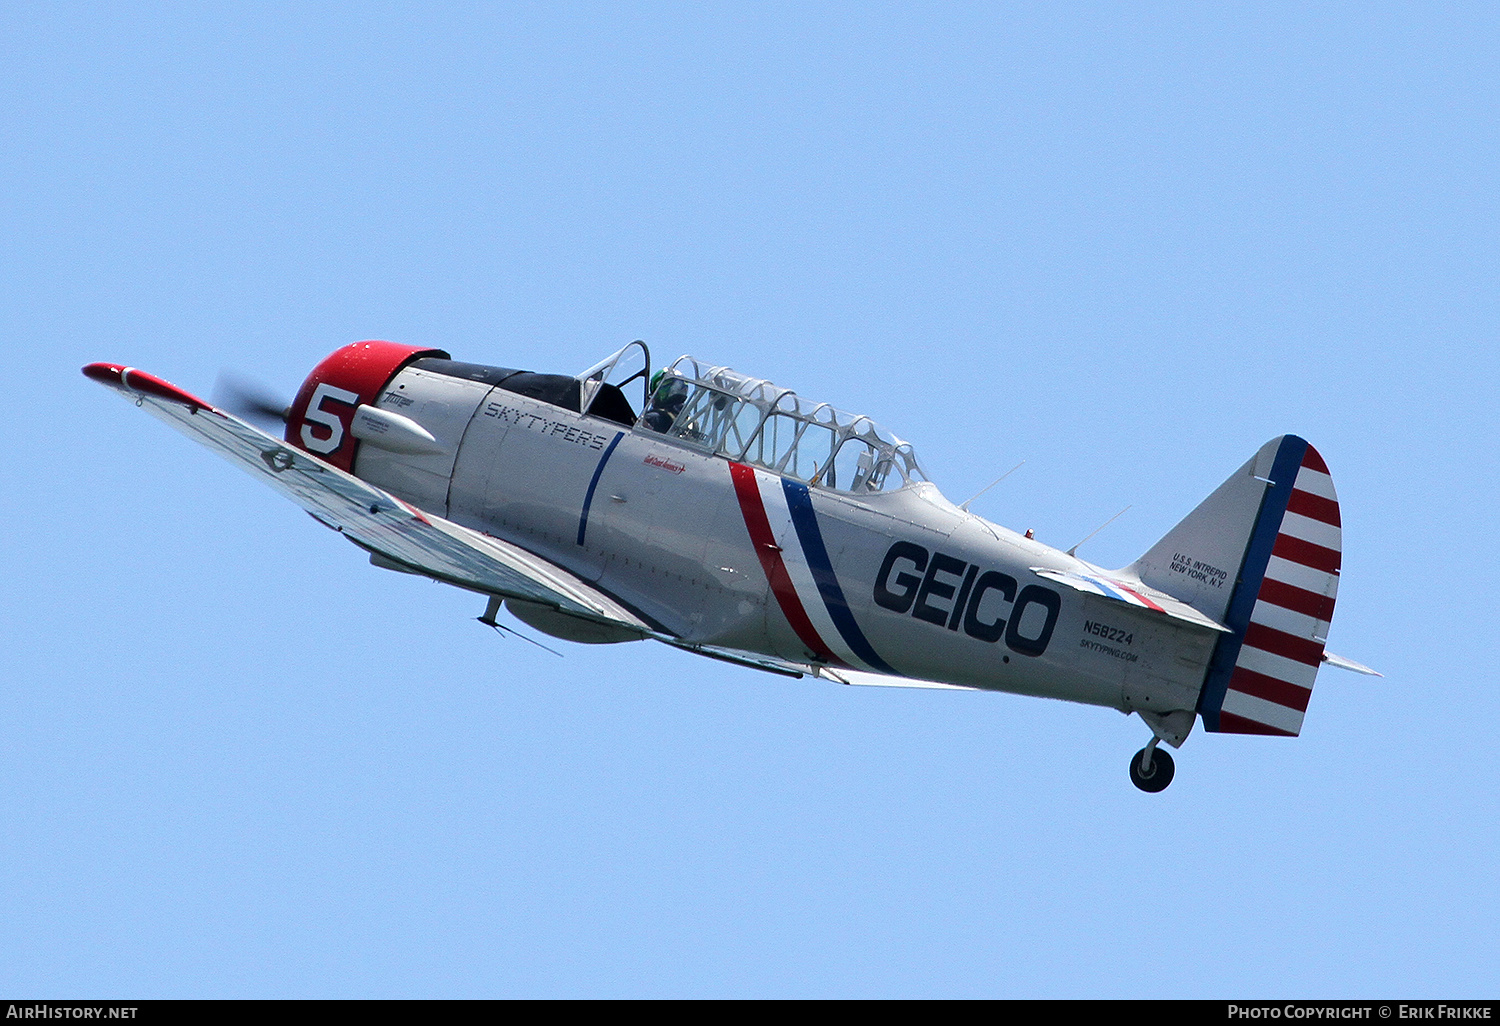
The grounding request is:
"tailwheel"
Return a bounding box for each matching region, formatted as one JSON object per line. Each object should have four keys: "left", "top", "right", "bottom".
{"left": 1130, "top": 742, "right": 1175, "bottom": 793}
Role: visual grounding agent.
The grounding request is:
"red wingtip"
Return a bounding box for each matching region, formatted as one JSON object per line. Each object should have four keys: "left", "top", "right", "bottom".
{"left": 82, "top": 362, "right": 125, "bottom": 384}
{"left": 83, "top": 362, "right": 215, "bottom": 412}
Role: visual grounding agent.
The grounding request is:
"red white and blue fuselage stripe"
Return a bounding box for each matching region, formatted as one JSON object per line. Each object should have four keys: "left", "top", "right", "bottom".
{"left": 729, "top": 461, "right": 896, "bottom": 673}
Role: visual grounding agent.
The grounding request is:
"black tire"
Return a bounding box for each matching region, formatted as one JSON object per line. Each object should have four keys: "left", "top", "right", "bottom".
{"left": 1129, "top": 746, "right": 1175, "bottom": 793}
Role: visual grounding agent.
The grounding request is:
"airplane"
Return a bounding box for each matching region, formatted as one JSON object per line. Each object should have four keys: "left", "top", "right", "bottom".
{"left": 83, "top": 338, "right": 1378, "bottom": 792}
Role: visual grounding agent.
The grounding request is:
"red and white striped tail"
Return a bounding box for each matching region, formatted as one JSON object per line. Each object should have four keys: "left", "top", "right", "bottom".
{"left": 1202, "top": 438, "right": 1340, "bottom": 736}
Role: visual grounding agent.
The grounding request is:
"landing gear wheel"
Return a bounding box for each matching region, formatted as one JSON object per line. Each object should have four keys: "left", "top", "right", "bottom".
{"left": 1130, "top": 746, "right": 1175, "bottom": 793}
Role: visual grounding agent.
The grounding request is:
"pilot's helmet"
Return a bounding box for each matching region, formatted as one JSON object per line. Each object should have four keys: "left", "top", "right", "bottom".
{"left": 651, "top": 371, "right": 688, "bottom": 410}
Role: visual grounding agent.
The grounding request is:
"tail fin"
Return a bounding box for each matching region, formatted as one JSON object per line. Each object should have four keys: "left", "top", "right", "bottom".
{"left": 1125, "top": 436, "right": 1341, "bottom": 736}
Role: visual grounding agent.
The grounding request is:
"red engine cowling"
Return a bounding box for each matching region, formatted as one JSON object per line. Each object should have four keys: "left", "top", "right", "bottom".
{"left": 285, "top": 340, "right": 449, "bottom": 472}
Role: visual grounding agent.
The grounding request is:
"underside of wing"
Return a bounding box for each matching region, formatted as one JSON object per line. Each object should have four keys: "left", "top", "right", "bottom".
{"left": 646, "top": 639, "right": 983, "bottom": 688}
{"left": 85, "top": 363, "right": 660, "bottom": 639}
{"left": 663, "top": 643, "right": 812, "bottom": 678}
{"left": 816, "top": 666, "right": 982, "bottom": 691}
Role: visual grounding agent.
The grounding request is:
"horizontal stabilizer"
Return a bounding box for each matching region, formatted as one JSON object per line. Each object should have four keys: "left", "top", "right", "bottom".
{"left": 1323, "top": 651, "right": 1382, "bottom": 677}
{"left": 1030, "top": 568, "right": 1230, "bottom": 633}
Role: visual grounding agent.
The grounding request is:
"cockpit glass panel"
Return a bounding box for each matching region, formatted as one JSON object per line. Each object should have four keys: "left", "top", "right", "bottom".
{"left": 747, "top": 412, "right": 800, "bottom": 471}
{"left": 785, "top": 421, "right": 836, "bottom": 483}
{"left": 633, "top": 353, "right": 928, "bottom": 489}
{"left": 577, "top": 340, "right": 650, "bottom": 418}
{"left": 718, "top": 397, "right": 764, "bottom": 458}
{"left": 639, "top": 373, "right": 688, "bottom": 436}
{"left": 821, "top": 438, "right": 882, "bottom": 492}
{"left": 667, "top": 384, "right": 740, "bottom": 450}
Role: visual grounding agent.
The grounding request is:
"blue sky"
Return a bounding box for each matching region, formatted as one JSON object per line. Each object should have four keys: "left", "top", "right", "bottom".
{"left": 3, "top": 2, "right": 1497, "bottom": 997}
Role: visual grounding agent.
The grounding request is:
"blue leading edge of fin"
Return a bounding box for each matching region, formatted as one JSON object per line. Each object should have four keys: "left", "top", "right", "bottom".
{"left": 1197, "top": 435, "right": 1308, "bottom": 731}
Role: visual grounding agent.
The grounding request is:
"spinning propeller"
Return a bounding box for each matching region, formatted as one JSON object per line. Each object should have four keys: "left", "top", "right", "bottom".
{"left": 212, "top": 371, "right": 290, "bottom": 432}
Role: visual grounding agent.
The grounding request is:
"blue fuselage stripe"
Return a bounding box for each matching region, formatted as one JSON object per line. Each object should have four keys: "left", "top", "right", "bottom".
{"left": 577, "top": 431, "right": 625, "bottom": 545}
{"left": 1198, "top": 435, "right": 1308, "bottom": 729}
{"left": 781, "top": 479, "right": 897, "bottom": 674}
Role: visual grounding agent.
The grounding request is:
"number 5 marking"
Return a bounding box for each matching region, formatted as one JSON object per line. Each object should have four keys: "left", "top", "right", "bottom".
{"left": 301, "top": 382, "right": 361, "bottom": 454}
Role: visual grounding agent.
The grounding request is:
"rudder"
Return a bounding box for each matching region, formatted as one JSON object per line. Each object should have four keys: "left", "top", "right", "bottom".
{"left": 1125, "top": 436, "right": 1342, "bottom": 736}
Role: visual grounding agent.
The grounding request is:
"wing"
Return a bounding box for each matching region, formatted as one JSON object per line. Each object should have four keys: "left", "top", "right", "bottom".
{"left": 652, "top": 644, "right": 982, "bottom": 690}
{"left": 817, "top": 666, "right": 982, "bottom": 691}
{"left": 84, "top": 363, "right": 660, "bottom": 638}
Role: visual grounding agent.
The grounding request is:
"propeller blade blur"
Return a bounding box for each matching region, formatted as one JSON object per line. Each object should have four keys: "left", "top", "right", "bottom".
{"left": 213, "top": 371, "right": 290, "bottom": 431}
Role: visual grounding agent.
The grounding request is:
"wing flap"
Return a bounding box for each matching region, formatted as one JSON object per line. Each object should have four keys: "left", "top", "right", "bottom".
{"left": 86, "top": 362, "right": 657, "bottom": 636}
{"left": 663, "top": 643, "right": 811, "bottom": 679}
{"left": 817, "top": 666, "right": 982, "bottom": 691}
{"left": 648, "top": 647, "right": 982, "bottom": 690}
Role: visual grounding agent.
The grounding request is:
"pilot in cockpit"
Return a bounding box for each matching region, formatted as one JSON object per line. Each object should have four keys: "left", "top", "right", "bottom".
{"left": 640, "top": 371, "right": 688, "bottom": 434}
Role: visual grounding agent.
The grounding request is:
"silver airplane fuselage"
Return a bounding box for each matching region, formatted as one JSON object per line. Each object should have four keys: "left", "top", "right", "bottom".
{"left": 353, "top": 357, "right": 1212, "bottom": 721}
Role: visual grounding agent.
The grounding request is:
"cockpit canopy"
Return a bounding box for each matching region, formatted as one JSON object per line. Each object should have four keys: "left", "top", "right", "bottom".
{"left": 634, "top": 355, "right": 928, "bottom": 493}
